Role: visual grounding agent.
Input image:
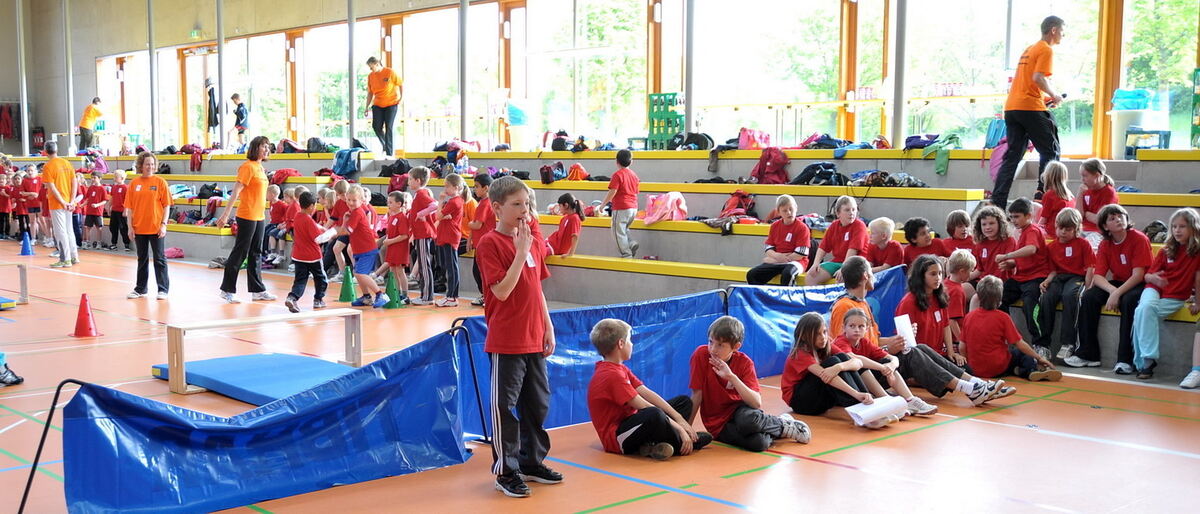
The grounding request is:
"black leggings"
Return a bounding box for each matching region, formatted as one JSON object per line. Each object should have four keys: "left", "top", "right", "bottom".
{"left": 109, "top": 213, "right": 130, "bottom": 247}
{"left": 14, "top": 214, "right": 29, "bottom": 238}
{"left": 788, "top": 353, "right": 868, "bottom": 415}
{"left": 0, "top": 213, "right": 8, "bottom": 237}
{"left": 134, "top": 234, "right": 170, "bottom": 294}
{"left": 371, "top": 104, "right": 398, "bottom": 155}
{"left": 616, "top": 395, "right": 711, "bottom": 456}
{"left": 220, "top": 217, "right": 266, "bottom": 294}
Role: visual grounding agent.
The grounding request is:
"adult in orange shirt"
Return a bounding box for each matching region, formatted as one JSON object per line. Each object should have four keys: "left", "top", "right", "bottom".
{"left": 993, "top": 16, "right": 1065, "bottom": 210}
{"left": 78, "top": 97, "right": 102, "bottom": 150}
{"left": 41, "top": 142, "right": 79, "bottom": 268}
{"left": 364, "top": 57, "right": 403, "bottom": 156}
{"left": 216, "top": 136, "right": 276, "bottom": 303}
{"left": 124, "top": 152, "right": 172, "bottom": 299}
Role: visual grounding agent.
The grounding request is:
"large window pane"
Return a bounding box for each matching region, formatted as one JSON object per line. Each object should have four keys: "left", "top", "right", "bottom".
{"left": 1012, "top": 0, "right": 1098, "bottom": 154}
{"left": 659, "top": 0, "right": 684, "bottom": 94}
{"left": 156, "top": 49, "right": 180, "bottom": 148}
{"left": 1121, "top": 0, "right": 1199, "bottom": 149}
{"left": 855, "top": 0, "right": 886, "bottom": 140}
{"left": 354, "top": 19, "right": 383, "bottom": 147}
{"left": 122, "top": 53, "right": 151, "bottom": 146}
{"left": 467, "top": 3, "right": 501, "bottom": 146}
{"left": 300, "top": 24, "right": 350, "bottom": 141}
{"left": 182, "top": 48, "right": 217, "bottom": 146}
{"left": 245, "top": 34, "right": 289, "bottom": 142}
{"left": 402, "top": 8, "right": 460, "bottom": 150}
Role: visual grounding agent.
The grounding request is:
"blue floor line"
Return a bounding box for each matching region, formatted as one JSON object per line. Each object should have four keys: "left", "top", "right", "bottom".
{"left": 0, "top": 459, "right": 64, "bottom": 473}
{"left": 544, "top": 456, "right": 752, "bottom": 510}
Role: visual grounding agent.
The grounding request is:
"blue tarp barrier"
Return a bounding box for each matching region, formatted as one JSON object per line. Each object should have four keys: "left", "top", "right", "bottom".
{"left": 453, "top": 290, "right": 726, "bottom": 437}
{"left": 64, "top": 332, "right": 470, "bottom": 514}
{"left": 727, "top": 265, "right": 908, "bottom": 376}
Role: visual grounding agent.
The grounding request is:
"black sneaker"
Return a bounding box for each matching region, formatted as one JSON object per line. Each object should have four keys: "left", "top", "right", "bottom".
{"left": 494, "top": 473, "right": 531, "bottom": 498}
{"left": 638, "top": 442, "right": 674, "bottom": 461}
{"left": 518, "top": 464, "right": 563, "bottom": 484}
{"left": 0, "top": 365, "right": 23, "bottom": 387}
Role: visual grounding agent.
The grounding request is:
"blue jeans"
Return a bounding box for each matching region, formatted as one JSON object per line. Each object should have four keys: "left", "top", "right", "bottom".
{"left": 1004, "top": 346, "right": 1039, "bottom": 379}
{"left": 1132, "top": 288, "right": 1184, "bottom": 370}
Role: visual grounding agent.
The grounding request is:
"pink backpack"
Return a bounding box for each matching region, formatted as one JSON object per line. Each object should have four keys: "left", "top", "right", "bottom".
{"left": 164, "top": 247, "right": 185, "bottom": 259}
{"left": 643, "top": 192, "right": 688, "bottom": 225}
{"left": 738, "top": 128, "right": 772, "bottom": 150}
{"left": 988, "top": 138, "right": 1034, "bottom": 181}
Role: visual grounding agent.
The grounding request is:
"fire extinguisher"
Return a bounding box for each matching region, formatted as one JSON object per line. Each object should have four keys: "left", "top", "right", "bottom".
{"left": 31, "top": 127, "right": 45, "bottom": 149}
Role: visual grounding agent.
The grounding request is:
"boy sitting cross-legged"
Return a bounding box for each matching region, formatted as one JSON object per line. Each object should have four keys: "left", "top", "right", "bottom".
{"left": 587, "top": 318, "right": 712, "bottom": 460}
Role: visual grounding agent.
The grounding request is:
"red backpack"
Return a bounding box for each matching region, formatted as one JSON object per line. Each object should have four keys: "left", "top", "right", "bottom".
{"left": 270, "top": 168, "right": 301, "bottom": 186}
{"left": 388, "top": 173, "right": 409, "bottom": 193}
{"left": 749, "top": 147, "right": 790, "bottom": 184}
{"left": 719, "top": 189, "right": 757, "bottom": 218}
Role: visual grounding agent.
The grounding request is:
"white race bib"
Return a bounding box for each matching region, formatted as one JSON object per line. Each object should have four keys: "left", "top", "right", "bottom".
{"left": 1120, "top": 254, "right": 1127, "bottom": 265}
{"left": 525, "top": 252, "right": 536, "bottom": 268}
{"left": 1084, "top": 195, "right": 1091, "bottom": 206}
{"left": 934, "top": 310, "right": 943, "bottom": 323}
{"left": 982, "top": 249, "right": 988, "bottom": 258}
{"left": 1065, "top": 246, "right": 1073, "bottom": 257}
{"left": 135, "top": 185, "right": 142, "bottom": 192}
{"left": 785, "top": 232, "right": 793, "bottom": 242}
{"left": 391, "top": 218, "right": 398, "bottom": 226}
{"left": 843, "top": 232, "right": 850, "bottom": 241}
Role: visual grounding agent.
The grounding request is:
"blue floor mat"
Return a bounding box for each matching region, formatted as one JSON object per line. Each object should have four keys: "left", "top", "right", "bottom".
{"left": 152, "top": 354, "right": 355, "bottom": 406}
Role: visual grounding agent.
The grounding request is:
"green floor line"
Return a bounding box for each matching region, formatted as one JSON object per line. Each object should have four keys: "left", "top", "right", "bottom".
{"left": 0, "top": 404, "right": 63, "bottom": 432}
{"left": 575, "top": 483, "right": 698, "bottom": 513}
{"left": 0, "top": 447, "right": 64, "bottom": 482}
{"left": 809, "top": 389, "right": 1073, "bottom": 458}
{"left": 1036, "top": 396, "right": 1200, "bottom": 423}
{"left": 1005, "top": 379, "right": 1200, "bottom": 407}
{"left": 245, "top": 504, "right": 274, "bottom": 514}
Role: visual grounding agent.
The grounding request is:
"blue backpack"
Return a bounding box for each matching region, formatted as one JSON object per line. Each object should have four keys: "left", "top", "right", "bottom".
{"left": 984, "top": 118, "right": 1006, "bottom": 149}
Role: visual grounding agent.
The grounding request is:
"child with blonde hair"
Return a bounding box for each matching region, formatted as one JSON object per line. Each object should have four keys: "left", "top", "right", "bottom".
{"left": 1038, "top": 208, "right": 1094, "bottom": 360}
{"left": 1133, "top": 208, "right": 1200, "bottom": 382}
{"left": 1077, "top": 158, "right": 1118, "bottom": 249}
{"left": 434, "top": 173, "right": 468, "bottom": 306}
{"left": 746, "top": 194, "right": 810, "bottom": 285}
{"left": 1036, "top": 161, "right": 1073, "bottom": 235}
{"left": 861, "top": 216, "right": 903, "bottom": 273}
{"left": 806, "top": 195, "right": 867, "bottom": 285}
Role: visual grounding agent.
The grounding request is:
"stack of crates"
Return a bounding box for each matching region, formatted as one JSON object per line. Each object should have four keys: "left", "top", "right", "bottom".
{"left": 647, "top": 93, "right": 684, "bottom": 150}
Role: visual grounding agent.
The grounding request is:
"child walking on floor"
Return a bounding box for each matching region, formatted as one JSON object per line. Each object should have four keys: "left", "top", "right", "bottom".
{"left": 338, "top": 188, "right": 388, "bottom": 308}
{"left": 284, "top": 192, "right": 329, "bottom": 313}
{"left": 587, "top": 318, "right": 712, "bottom": 460}
{"left": 963, "top": 276, "right": 1060, "bottom": 382}
{"left": 408, "top": 167, "right": 437, "bottom": 305}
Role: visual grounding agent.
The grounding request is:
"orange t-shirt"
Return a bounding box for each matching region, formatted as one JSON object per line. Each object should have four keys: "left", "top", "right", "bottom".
{"left": 460, "top": 196, "right": 477, "bottom": 241}
{"left": 41, "top": 157, "right": 76, "bottom": 210}
{"left": 235, "top": 160, "right": 268, "bottom": 221}
{"left": 126, "top": 175, "right": 171, "bottom": 235}
{"left": 368, "top": 68, "right": 402, "bottom": 108}
{"left": 79, "top": 104, "right": 102, "bottom": 130}
{"left": 1004, "top": 40, "right": 1053, "bottom": 112}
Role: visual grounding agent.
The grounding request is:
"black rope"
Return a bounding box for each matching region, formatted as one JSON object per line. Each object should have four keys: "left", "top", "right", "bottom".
{"left": 20, "top": 379, "right": 86, "bottom": 514}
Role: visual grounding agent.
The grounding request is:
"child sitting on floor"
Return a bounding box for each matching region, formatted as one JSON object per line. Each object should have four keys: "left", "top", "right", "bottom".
{"left": 587, "top": 318, "right": 712, "bottom": 460}
{"left": 782, "top": 312, "right": 894, "bottom": 429}
{"left": 833, "top": 308, "right": 939, "bottom": 417}
{"left": 689, "top": 316, "right": 810, "bottom": 452}
{"left": 861, "top": 216, "right": 903, "bottom": 273}
{"left": 963, "top": 276, "right": 1060, "bottom": 381}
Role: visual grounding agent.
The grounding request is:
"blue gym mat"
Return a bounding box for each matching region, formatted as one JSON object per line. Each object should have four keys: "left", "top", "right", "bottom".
{"left": 152, "top": 354, "right": 355, "bottom": 406}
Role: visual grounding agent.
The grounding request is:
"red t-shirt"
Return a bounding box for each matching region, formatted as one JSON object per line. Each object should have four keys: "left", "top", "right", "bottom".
{"left": 472, "top": 197, "right": 496, "bottom": 246}
{"left": 831, "top": 334, "right": 889, "bottom": 362}
{"left": 974, "top": 237, "right": 1017, "bottom": 279}
{"left": 108, "top": 183, "right": 128, "bottom": 213}
{"left": 894, "top": 292, "right": 950, "bottom": 355}
{"left": 962, "top": 309, "right": 1023, "bottom": 378}
{"left": 84, "top": 185, "right": 107, "bottom": 216}
{"left": 313, "top": 210, "right": 328, "bottom": 226}
{"left": 39, "top": 186, "right": 50, "bottom": 213}
{"left": 587, "top": 361, "right": 643, "bottom": 454}
{"left": 10, "top": 185, "right": 26, "bottom": 215}
{"left": 269, "top": 200, "right": 288, "bottom": 224}
{"left": 1040, "top": 189, "right": 1070, "bottom": 234}
{"left": 819, "top": 219, "right": 869, "bottom": 262}
{"left": 1011, "top": 224, "right": 1051, "bottom": 282}
{"left": 1147, "top": 248, "right": 1200, "bottom": 300}
{"left": 903, "top": 238, "right": 949, "bottom": 266}
{"left": 477, "top": 229, "right": 551, "bottom": 354}
{"left": 862, "top": 240, "right": 904, "bottom": 268}
{"left": 291, "top": 211, "right": 324, "bottom": 262}
{"left": 284, "top": 201, "right": 302, "bottom": 228}
{"left": 385, "top": 212, "right": 411, "bottom": 266}
{"left": 1095, "top": 229, "right": 1152, "bottom": 282}
{"left": 547, "top": 213, "right": 581, "bottom": 256}
{"left": 435, "top": 196, "right": 464, "bottom": 247}
{"left": 1077, "top": 185, "right": 1119, "bottom": 233}
{"left": 944, "top": 279, "right": 966, "bottom": 320}
{"left": 766, "top": 218, "right": 812, "bottom": 257}
{"left": 1048, "top": 237, "right": 1095, "bottom": 276}
{"left": 942, "top": 235, "right": 975, "bottom": 254}
{"left": 345, "top": 207, "right": 377, "bottom": 255}
{"left": 780, "top": 349, "right": 818, "bottom": 406}
{"left": 22, "top": 177, "right": 40, "bottom": 208}
{"left": 608, "top": 167, "right": 640, "bottom": 211}
{"left": 688, "top": 345, "right": 759, "bottom": 437}
{"left": 330, "top": 199, "right": 349, "bottom": 224}
{"left": 0, "top": 185, "right": 11, "bottom": 213}
{"left": 409, "top": 188, "right": 436, "bottom": 240}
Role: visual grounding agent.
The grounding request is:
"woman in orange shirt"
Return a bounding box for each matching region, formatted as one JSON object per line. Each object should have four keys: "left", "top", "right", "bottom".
{"left": 216, "top": 136, "right": 276, "bottom": 303}
{"left": 123, "top": 152, "right": 172, "bottom": 299}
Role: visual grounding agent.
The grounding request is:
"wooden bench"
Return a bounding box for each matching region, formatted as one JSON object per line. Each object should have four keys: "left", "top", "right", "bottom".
{"left": 166, "top": 308, "right": 363, "bottom": 394}
{"left": 0, "top": 262, "right": 29, "bottom": 304}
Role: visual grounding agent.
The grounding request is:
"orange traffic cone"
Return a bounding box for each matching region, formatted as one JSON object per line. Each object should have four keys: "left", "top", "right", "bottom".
{"left": 70, "top": 293, "right": 102, "bottom": 337}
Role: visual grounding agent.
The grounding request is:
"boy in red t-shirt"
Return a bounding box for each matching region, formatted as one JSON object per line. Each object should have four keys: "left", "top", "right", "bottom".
{"left": 746, "top": 195, "right": 810, "bottom": 286}
{"left": 601, "top": 149, "right": 640, "bottom": 258}
{"left": 587, "top": 318, "right": 712, "bottom": 460}
{"left": 433, "top": 174, "right": 467, "bottom": 307}
{"left": 82, "top": 174, "right": 108, "bottom": 249}
{"left": 272, "top": 185, "right": 309, "bottom": 267}
{"left": 688, "top": 316, "right": 809, "bottom": 452}
{"left": 325, "top": 180, "right": 354, "bottom": 283}
{"left": 264, "top": 185, "right": 287, "bottom": 261}
{"left": 1036, "top": 208, "right": 1094, "bottom": 360}
{"left": 944, "top": 249, "right": 976, "bottom": 350}
{"left": 475, "top": 176, "right": 560, "bottom": 498}
{"left": 0, "top": 173, "right": 12, "bottom": 240}
{"left": 902, "top": 216, "right": 949, "bottom": 266}
{"left": 106, "top": 170, "right": 131, "bottom": 251}
{"left": 284, "top": 192, "right": 330, "bottom": 313}
{"left": 337, "top": 191, "right": 388, "bottom": 308}
{"left": 963, "top": 276, "right": 1059, "bottom": 381}
{"left": 408, "top": 167, "right": 438, "bottom": 305}
{"left": 862, "top": 217, "right": 903, "bottom": 273}
{"left": 377, "top": 191, "right": 411, "bottom": 305}
{"left": 467, "top": 174, "right": 495, "bottom": 306}
{"left": 997, "top": 198, "right": 1051, "bottom": 359}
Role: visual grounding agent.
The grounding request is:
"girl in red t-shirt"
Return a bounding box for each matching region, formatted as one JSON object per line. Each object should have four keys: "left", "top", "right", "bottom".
{"left": 547, "top": 193, "right": 584, "bottom": 257}
{"left": 835, "top": 308, "right": 938, "bottom": 417}
{"left": 806, "top": 195, "right": 868, "bottom": 286}
{"left": 1077, "top": 158, "right": 1119, "bottom": 250}
{"left": 1036, "top": 161, "right": 1073, "bottom": 235}
{"left": 378, "top": 191, "right": 412, "bottom": 305}
{"left": 970, "top": 205, "right": 1016, "bottom": 282}
{"left": 433, "top": 173, "right": 467, "bottom": 307}
{"left": 0, "top": 173, "right": 12, "bottom": 239}
{"left": 1132, "top": 208, "right": 1200, "bottom": 381}
{"left": 781, "top": 312, "right": 895, "bottom": 428}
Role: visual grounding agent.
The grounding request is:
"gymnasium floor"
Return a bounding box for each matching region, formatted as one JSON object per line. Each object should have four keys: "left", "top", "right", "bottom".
{"left": 1, "top": 246, "right": 1198, "bottom": 513}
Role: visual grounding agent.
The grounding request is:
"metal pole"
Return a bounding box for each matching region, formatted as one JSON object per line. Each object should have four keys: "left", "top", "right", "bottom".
{"left": 889, "top": 0, "right": 907, "bottom": 145}
{"left": 458, "top": 0, "right": 467, "bottom": 141}
{"left": 217, "top": 0, "right": 226, "bottom": 148}
{"left": 683, "top": 0, "right": 695, "bottom": 133}
{"left": 15, "top": 0, "right": 31, "bottom": 155}
{"left": 347, "top": 0, "right": 356, "bottom": 146}
{"left": 62, "top": 0, "right": 75, "bottom": 152}
{"left": 148, "top": 0, "right": 158, "bottom": 151}
{"left": 1004, "top": 0, "right": 1014, "bottom": 68}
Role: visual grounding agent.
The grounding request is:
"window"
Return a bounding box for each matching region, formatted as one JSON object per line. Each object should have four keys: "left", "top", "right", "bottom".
{"left": 181, "top": 46, "right": 218, "bottom": 146}
{"left": 658, "top": 0, "right": 684, "bottom": 94}
{"left": 156, "top": 48, "right": 181, "bottom": 148}
{"left": 467, "top": 3, "right": 501, "bottom": 147}
{"left": 402, "top": 8, "right": 460, "bottom": 150}
{"left": 1121, "top": 0, "right": 1199, "bottom": 149}
{"left": 354, "top": 19, "right": 383, "bottom": 146}
{"left": 121, "top": 54, "right": 152, "bottom": 145}
{"left": 299, "top": 24, "right": 350, "bottom": 141}
{"left": 245, "top": 34, "right": 289, "bottom": 142}
{"left": 692, "top": 0, "right": 839, "bottom": 144}
{"left": 855, "top": 0, "right": 886, "bottom": 140}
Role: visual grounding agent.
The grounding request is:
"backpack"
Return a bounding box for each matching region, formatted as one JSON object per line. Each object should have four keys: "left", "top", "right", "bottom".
{"left": 983, "top": 118, "right": 1006, "bottom": 149}
{"left": 370, "top": 192, "right": 387, "bottom": 206}
{"left": 164, "top": 247, "right": 184, "bottom": 259}
{"left": 306, "top": 137, "right": 328, "bottom": 153}
{"left": 791, "top": 161, "right": 845, "bottom": 185}
{"left": 566, "top": 162, "right": 590, "bottom": 181}
{"left": 903, "top": 134, "right": 939, "bottom": 150}
{"left": 277, "top": 139, "right": 305, "bottom": 153}
{"left": 738, "top": 128, "right": 772, "bottom": 150}
{"left": 668, "top": 132, "right": 714, "bottom": 151}
{"left": 1144, "top": 220, "right": 1168, "bottom": 244}
{"left": 379, "top": 159, "right": 412, "bottom": 177}
{"left": 808, "top": 134, "right": 851, "bottom": 149}
{"left": 644, "top": 192, "right": 688, "bottom": 225}
{"left": 197, "top": 183, "right": 220, "bottom": 199}
{"left": 271, "top": 168, "right": 301, "bottom": 186}
{"left": 749, "top": 147, "right": 790, "bottom": 184}
{"left": 332, "top": 149, "right": 363, "bottom": 179}
{"left": 539, "top": 164, "right": 556, "bottom": 185}
{"left": 388, "top": 173, "right": 409, "bottom": 193}
{"left": 179, "top": 144, "right": 202, "bottom": 154}
{"left": 719, "top": 190, "right": 757, "bottom": 219}
{"left": 157, "top": 163, "right": 171, "bottom": 174}
{"left": 160, "top": 145, "right": 178, "bottom": 155}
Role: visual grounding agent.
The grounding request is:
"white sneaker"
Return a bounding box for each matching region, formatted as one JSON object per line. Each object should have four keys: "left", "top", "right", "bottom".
{"left": 435, "top": 298, "right": 459, "bottom": 307}
{"left": 1035, "top": 345, "right": 1053, "bottom": 362}
{"left": 156, "top": 291, "right": 169, "bottom": 300}
{"left": 1112, "top": 362, "right": 1135, "bottom": 375}
{"left": 967, "top": 381, "right": 993, "bottom": 406}
{"left": 126, "top": 291, "right": 144, "bottom": 299}
{"left": 1180, "top": 370, "right": 1200, "bottom": 389}
{"left": 50, "top": 250, "right": 60, "bottom": 258}
{"left": 776, "top": 413, "right": 811, "bottom": 443}
{"left": 287, "top": 264, "right": 295, "bottom": 273}
{"left": 330, "top": 273, "right": 343, "bottom": 283}
{"left": 410, "top": 298, "right": 433, "bottom": 306}
{"left": 219, "top": 291, "right": 241, "bottom": 304}
{"left": 1064, "top": 355, "right": 1100, "bottom": 368}
{"left": 1056, "top": 344, "right": 1075, "bottom": 360}
{"left": 251, "top": 291, "right": 277, "bottom": 301}
{"left": 906, "top": 396, "right": 938, "bottom": 417}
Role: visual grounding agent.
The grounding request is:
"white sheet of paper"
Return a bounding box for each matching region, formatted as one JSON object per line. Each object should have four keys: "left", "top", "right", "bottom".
{"left": 894, "top": 314, "right": 917, "bottom": 350}
{"left": 846, "top": 395, "right": 908, "bottom": 426}
{"left": 314, "top": 228, "right": 337, "bottom": 244}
